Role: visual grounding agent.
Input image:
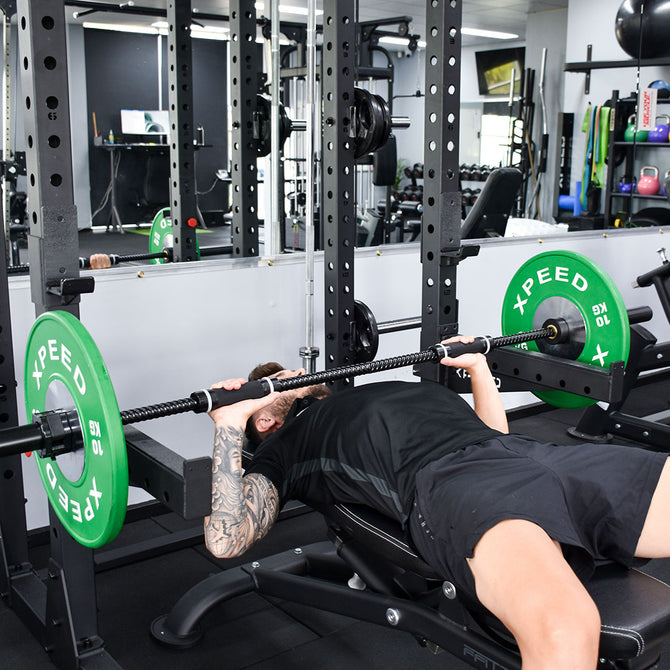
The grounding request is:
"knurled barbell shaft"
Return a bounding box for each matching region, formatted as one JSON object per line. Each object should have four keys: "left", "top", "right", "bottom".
{"left": 0, "top": 327, "right": 553, "bottom": 457}
{"left": 127, "top": 327, "right": 554, "bottom": 424}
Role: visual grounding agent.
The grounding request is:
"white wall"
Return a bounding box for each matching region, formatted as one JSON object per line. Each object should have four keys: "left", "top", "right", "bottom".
{"left": 11, "top": 229, "right": 670, "bottom": 529}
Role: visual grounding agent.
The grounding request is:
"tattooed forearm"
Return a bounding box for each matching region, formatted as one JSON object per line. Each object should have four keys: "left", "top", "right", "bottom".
{"left": 204, "top": 424, "right": 279, "bottom": 558}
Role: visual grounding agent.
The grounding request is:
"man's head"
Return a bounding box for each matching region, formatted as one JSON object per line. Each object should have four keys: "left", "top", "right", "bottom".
{"left": 245, "top": 362, "right": 331, "bottom": 444}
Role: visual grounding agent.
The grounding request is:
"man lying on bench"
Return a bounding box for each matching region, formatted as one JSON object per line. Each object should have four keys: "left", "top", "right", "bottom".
{"left": 203, "top": 336, "right": 670, "bottom": 669}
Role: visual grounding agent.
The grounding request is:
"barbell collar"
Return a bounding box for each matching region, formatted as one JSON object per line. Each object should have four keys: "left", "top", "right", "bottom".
{"left": 35, "top": 409, "right": 84, "bottom": 459}
{"left": 541, "top": 318, "right": 569, "bottom": 343}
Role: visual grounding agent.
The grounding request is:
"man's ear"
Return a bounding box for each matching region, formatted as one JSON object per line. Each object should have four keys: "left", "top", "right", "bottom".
{"left": 255, "top": 412, "right": 281, "bottom": 437}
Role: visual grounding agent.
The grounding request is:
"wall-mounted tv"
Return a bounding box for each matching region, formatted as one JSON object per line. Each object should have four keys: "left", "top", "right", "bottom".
{"left": 475, "top": 47, "right": 525, "bottom": 97}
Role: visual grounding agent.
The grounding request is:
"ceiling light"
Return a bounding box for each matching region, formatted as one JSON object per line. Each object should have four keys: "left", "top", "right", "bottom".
{"left": 462, "top": 27, "right": 518, "bottom": 40}
{"left": 191, "top": 25, "right": 229, "bottom": 40}
{"left": 378, "top": 36, "right": 411, "bottom": 47}
{"left": 254, "top": 3, "right": 324, "bottom": 16}
{"left": 379, "top": 26, "right": 517, "bottom": 49}
{"left": 198, "top": 25, "right": 229, "bottom": 33}
{"left": 82, "top": 22, "right": 160, "bottom": 35}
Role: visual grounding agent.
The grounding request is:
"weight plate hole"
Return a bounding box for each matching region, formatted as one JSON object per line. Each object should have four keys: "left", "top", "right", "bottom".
{"left": 559, "top": 380, "right": 566, "bottom": 388}
{"left": 535, "top": 374, "right": 542, "bottom": 382}
{"left": 513, "top": 368, "right": 519, "bottom": 376}
{"left": 3, "top": 469, "right": 13, "bottom": 480}
{"left": 583, "top": 386, "right": 591, "bottom": 395}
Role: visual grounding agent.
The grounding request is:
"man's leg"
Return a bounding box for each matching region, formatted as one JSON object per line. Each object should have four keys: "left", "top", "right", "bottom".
{"left": 467, "top": 519, "right": 601, "bottom": 670}
{"left": 635, "top": 457, "right": 670, "bottom": 558}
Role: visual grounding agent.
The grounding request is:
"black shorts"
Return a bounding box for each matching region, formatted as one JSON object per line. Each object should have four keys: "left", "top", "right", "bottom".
{"left": 408, "top": 434, "right": 668, "bottom": 604}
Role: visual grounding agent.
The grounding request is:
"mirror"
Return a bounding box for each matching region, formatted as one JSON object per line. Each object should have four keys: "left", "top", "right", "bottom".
{"left": 9, "top": 0, "right": 662, "bottom": 273}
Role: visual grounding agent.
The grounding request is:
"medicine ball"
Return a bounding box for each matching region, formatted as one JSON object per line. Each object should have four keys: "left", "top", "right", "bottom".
{"left": 615, "top": 0, "right": 670, "bottom": 59}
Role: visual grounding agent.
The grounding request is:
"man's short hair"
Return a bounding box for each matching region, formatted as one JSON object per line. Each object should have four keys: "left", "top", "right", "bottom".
{"left": 248, "top": 361, "right": 284, "bottom": 382}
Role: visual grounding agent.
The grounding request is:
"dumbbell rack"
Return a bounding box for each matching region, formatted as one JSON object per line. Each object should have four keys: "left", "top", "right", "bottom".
{"left": 458, "top": 163, "right": 490, "bottom": 218}
{"left": 388, "top": 163, "right": 424, "bottom": 243}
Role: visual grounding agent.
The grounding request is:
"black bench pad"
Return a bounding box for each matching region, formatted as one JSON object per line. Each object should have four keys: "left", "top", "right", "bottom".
{"left": 328, "top": 503, "right": 670, "bottom": 661}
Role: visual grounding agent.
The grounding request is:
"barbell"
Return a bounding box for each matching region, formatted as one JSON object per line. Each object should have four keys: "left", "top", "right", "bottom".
{"left": 3, "top": 250, "right": 636, "bottom": 548}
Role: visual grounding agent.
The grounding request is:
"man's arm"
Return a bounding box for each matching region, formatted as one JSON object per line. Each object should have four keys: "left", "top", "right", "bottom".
{"left": 440, "top": 336, "right": 509, "bottom": 434}
{"left": 203, "top": 380, "right": 281, "bottom": 559}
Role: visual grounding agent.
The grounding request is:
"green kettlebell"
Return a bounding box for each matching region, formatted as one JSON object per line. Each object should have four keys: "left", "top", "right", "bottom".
{"left": 624, "top": 114, "right": 649, "bottom": 142}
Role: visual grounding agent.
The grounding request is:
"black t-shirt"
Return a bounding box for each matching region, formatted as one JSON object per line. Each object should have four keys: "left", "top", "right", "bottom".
{"left": 244, "top": 380, "right": 502, "bottom": 526}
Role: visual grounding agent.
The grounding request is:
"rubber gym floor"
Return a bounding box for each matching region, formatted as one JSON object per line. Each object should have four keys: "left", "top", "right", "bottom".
{"left": 4, "top": 230, "right": 670, "bottom": 668}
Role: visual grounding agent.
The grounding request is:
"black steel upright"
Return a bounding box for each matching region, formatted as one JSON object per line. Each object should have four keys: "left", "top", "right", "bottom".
{"left": 18, "top": 0, "right": 79, "bottom": 316}
{"left": 230, "top": 0, "right": 260, "bottom": 257}
{"left": 417, "top": 0, "right": 462, "bottom": 383}
{"left": 13, "top": 2, "right": 121, "bottom": 667}
{"left": 167, "top": 0, "right": 199, "bottom": 262}
{"left": 322, "top": 0, "right": 356, "bottom": 387}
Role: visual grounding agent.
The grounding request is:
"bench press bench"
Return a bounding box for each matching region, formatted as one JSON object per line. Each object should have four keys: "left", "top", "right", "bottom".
{"left": 151, "top": 501, "right": 670, "bottom": 669}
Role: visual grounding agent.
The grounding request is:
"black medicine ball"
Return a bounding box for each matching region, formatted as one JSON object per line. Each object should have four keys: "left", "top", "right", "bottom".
{"left": 615, "top": 0, "right": 670, "bottom": 59}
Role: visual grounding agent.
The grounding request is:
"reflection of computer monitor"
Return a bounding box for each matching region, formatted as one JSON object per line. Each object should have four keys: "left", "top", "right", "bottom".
{"left": 120, "top": 109, "right": 170, "bottom": 137}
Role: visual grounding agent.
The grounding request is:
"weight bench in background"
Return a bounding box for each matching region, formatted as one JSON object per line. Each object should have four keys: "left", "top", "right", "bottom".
{"left": 461, "top": 167, "right": 523, "bottom": 239}
{"left": 151, "top": 501, "right": 670, "bottom": 669}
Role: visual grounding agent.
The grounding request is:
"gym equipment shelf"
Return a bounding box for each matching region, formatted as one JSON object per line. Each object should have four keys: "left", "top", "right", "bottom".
{"left": 603, "top": 90, "right": 670, "bottom": 227}
{"left": 564, "top": 44, "right": 670, "bottom": 95}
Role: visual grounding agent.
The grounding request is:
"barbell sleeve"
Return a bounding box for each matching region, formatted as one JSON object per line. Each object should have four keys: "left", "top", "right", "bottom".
{"left": 390, "top": 115, "right": 411, "bottom": 129}
{"left": 290, "top": 120, "right": 307, "bottom": 132}
{"left": 0, "top": 423, "right": 44, "bottom": 456}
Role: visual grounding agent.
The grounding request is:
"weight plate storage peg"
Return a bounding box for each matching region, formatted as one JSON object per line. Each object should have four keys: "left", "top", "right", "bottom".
{"left": 149, "top": 207, "right": 201, "bottom": 264}
{"left": 24, "top": 311, "right": 127, "bottom": 548}
{"left": 501, "top": 250, "right": 630, "bottom": 408}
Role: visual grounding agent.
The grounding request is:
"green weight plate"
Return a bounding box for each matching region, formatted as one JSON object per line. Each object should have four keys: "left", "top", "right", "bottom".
{"left": 501, "top": 250, "right": 630, "bottom": 408}
{"left": 24, "top": 311, "right": 127, "bottom": 548}
{"left": 149, "top": 207, "right": 173, "bottom": 265}
{"left": 148, "top": 207, "right": 201, "bottom": 264}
